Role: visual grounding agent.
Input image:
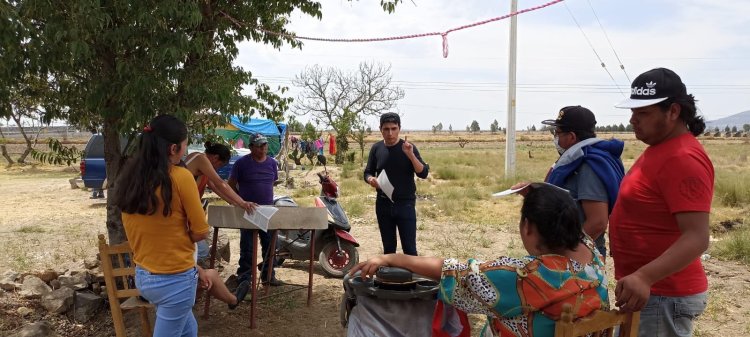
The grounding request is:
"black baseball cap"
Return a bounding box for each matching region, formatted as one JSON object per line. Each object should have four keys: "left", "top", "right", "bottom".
{"left": 541, "top": 106, "right": 597, "bottom": 132}
{"left": 379, "top": 112, "right": 401, "bottom": 127}
{"left": 616, "top": 67, "right": 687, "bottom": 109}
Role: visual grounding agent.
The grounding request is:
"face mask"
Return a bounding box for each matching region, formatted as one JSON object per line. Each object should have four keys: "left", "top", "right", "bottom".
{"left": 554, "top": 135, "right": 565, "bottom": 155}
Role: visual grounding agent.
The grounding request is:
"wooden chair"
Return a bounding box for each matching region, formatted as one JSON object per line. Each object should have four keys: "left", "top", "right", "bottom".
{"left": 98, "top": 234, "right": 153, "bottom": 337}
{"left": 554, "top": 303, "right": 640, "bottom": 337}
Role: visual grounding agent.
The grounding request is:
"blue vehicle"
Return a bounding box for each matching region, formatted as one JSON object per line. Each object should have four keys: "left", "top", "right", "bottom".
{"left": 80, "top": 134, "right": 127, "bottom": 192}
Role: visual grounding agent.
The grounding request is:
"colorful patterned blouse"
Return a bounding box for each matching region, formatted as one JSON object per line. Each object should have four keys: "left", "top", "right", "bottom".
{"left": 439, "top": 238, "right": 609, "bottom": 337}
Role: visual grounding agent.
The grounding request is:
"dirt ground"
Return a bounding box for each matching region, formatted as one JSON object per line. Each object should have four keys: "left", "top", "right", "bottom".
{"left": 0, "top": 163, "right": 749, "bottom": 336}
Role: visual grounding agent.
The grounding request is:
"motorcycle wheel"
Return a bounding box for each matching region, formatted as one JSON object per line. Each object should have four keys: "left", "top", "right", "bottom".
{"left": 319, "top": 241, "right": 359, "bottom": 278}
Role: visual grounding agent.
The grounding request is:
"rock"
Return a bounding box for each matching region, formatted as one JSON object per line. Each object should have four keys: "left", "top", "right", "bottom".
{"left": 17, "top": 307, "right": 34, "bottom": 317}
{"left": 41, "top": 287, "right": 75, "bottom": 314}
{"left": 0, "top": 271, "right": 21, "bottom": 291}
{"left": 19, "top": 276, "right": 52, "bottom": 299}
{"left": 69, "top": 177, "right": 81, "bottom": 189}
{"left": 73, "top": 291, "right": 103, "bottom": 323}
{"left": 36, "top": 269, "right": 59, "bottom": 284}
{"left": 8, "top": 321, "right": 56, "bottom": 337}
{"left": 91, "top": 282, "right": 102, "bottom": 295}
{"left": 58, "top": 273, "right": 89, "bottom": 290}
{"left": 49, "top": 279, "right": 61, "bottom": 290}
{"left": 83, "top": 258, "right": 99, "bottom": 270}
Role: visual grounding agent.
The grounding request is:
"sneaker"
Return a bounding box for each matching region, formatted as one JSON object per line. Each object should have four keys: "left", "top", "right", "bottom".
{"left": 229, "top": 280, "right": 250, "bottom": 310}
{"left": 262, "top": 277, "right": 284, "bottom": 287}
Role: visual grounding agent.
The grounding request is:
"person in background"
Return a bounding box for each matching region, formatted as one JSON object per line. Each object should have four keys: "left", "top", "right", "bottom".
{"left": 115, "top": 115, "right": 238, "bottom": 336}
{"left": 540, "top": 106, "right": 625, "bottom": 258}
{"left": 611, "top": 67, "right": 713, "bottom": 337}
{"left": 315, "top": 136, "right": 326, "bottom": 166}
{"left": 229, "top": 134, "right": 282, "bottom": 286}
{"left": 364, "top": 112, "right": 429, "bottom": 256}
{"left": 350, "top": 183, "right": 609, "bottom": 337}
{"left": 328, "top": 133, "right": 337, "bottom": 156}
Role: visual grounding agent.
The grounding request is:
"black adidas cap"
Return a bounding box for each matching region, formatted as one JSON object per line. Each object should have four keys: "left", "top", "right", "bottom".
{"left": 616, "top": 67, "right": 687, "bottom": 109}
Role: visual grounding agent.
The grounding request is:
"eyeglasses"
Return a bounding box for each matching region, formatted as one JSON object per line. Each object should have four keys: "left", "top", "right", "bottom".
{"left": 549, "top": 128, "right": 569, "bottom": 136}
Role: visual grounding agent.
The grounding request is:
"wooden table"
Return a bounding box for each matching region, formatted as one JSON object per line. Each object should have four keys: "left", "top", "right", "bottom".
{"left": 203, "top": 205, "right": 328, "bottom": 328}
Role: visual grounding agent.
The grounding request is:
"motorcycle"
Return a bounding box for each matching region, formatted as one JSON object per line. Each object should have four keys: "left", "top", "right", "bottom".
{"left": 273, "top": 171, "right": 360, "bottom": 278}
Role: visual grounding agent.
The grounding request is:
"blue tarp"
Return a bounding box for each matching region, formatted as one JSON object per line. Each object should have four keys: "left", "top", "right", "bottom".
{"left": 229, "top": 116, "right": 286, "bottom": 137}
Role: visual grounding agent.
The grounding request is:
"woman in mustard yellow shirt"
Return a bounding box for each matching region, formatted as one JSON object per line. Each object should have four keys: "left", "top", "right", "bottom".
{"left": 115, "top": 115, "right": 225, "bottom": 336}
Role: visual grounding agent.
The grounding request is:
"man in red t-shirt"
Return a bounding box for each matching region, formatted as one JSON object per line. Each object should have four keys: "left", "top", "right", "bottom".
{"left": 611, "top": 68, "right": 713, "bottom": 337}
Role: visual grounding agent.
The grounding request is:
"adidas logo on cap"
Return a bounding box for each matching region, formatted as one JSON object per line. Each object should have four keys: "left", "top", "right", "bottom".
{"left": 616, "top": 68, "right": 687, "bottom": 109}
{"left": 631, "top": 82, "right": 657, "bottom": 96}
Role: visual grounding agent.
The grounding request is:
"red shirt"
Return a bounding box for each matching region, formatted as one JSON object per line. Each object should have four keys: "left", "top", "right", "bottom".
{"left": 610, "top": 133, "right": 714, "bottom": 296}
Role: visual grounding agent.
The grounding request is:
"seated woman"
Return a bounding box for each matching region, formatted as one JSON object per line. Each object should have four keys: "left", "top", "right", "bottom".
{"left": 349, "top": 182, "right": 609, "bottom": 337}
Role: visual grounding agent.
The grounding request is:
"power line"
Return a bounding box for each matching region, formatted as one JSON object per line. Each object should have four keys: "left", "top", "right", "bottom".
{"left": 586, "top": 0, "right": 630, "bottom": 82}
{"left": 253, "top": 76, "right": 750, "bottom": 91}
{"left": 562, "top": 2, "right": 625, "bottom": 96}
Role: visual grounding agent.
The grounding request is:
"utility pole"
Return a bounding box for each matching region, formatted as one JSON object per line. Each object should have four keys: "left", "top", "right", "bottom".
{"left": 505, "top": 0, "right": 518, "bottom": 178}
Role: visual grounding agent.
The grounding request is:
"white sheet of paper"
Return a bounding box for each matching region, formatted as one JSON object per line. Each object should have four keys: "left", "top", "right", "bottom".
{"left": 377, "top": 170, "right": 395, "bottom": 201}
{"left": 492, "top": 182, "right": 569, "bottom": 197}
{"left": 492, "top": 186, "right": 527, "bottom": 197}
{"left": 242, "top": 206, "right": 279, "bottom": 232}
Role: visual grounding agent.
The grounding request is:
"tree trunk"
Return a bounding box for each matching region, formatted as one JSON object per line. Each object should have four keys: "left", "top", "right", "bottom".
{"left": 18, "top": 147, "right": 32, "bottom": 163}
{"left": 103, "top": 118, "right": 127, "bottom": 245}
{"left": 11, "top": 114, "right": 33, "bottom": 164}
{"left": 0, "top": 144, "right": 14, "bottom": 165}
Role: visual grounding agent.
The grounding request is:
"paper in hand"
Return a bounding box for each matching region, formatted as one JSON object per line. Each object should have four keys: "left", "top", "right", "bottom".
{"left": 242, "top": 206, "right": 279, "bottom": 232}
{"left": 492, "top": 184, "right": 530, "bottom": 197}
{"left": 492, "top": 182, "right": 569, "bottom": 197}
{"left": 377, "top": 170, "right": 395, "bottom": 201}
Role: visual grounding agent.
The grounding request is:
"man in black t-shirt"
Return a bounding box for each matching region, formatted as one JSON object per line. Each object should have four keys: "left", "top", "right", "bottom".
{"left": 363, "top": 112, "right": 430, "bottom": 256}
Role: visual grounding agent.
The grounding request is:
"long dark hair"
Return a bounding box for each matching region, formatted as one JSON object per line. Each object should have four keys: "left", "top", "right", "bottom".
{"left": 656, "top": 94, "right": 705, "bottom": 136}
{"left": 521, "top": 183, "right": 583, "bottom": 251}
{"left": 115, "top": 115, "right": 188, "bottom": 216}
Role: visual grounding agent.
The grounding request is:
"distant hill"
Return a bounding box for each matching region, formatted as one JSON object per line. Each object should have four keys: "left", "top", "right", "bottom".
{"left": 705, "top": 110, "right": 750, "bottom": 131}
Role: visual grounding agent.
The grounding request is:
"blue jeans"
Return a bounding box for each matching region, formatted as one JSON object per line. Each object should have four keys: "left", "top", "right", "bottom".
{"left": 638, "top": 292, "right": 707, "bottom": 337}
{"left": 237, "top": 229, "right": 275, "bottom": 282}
{"left": 135, "top": 266, "right": 198, "bottom": 337}
{"left": 196, "top": 240, "right": 210, "bottom": 261}
{"left": 375, "top": 197, "right": 418, "bottom": 256}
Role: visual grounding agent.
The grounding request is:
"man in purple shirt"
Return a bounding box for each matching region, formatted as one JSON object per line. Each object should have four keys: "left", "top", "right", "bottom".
{"left": 228, "top": 134, "right": 281, "bottom": 286}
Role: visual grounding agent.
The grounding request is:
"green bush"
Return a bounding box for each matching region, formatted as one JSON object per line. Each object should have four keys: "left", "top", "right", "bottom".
{"left": 711, "top": 228, "right": 750, "bottom": 265}
{"left": 340, "top": 197, "right": 366, "bottom": 218}
{"left": 714, "top": 170, "right": 750, "bottom": 207}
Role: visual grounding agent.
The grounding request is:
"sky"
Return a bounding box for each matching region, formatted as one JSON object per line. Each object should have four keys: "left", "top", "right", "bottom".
{"left": 236, "top": 0, "right": 750, "bottom": 131}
